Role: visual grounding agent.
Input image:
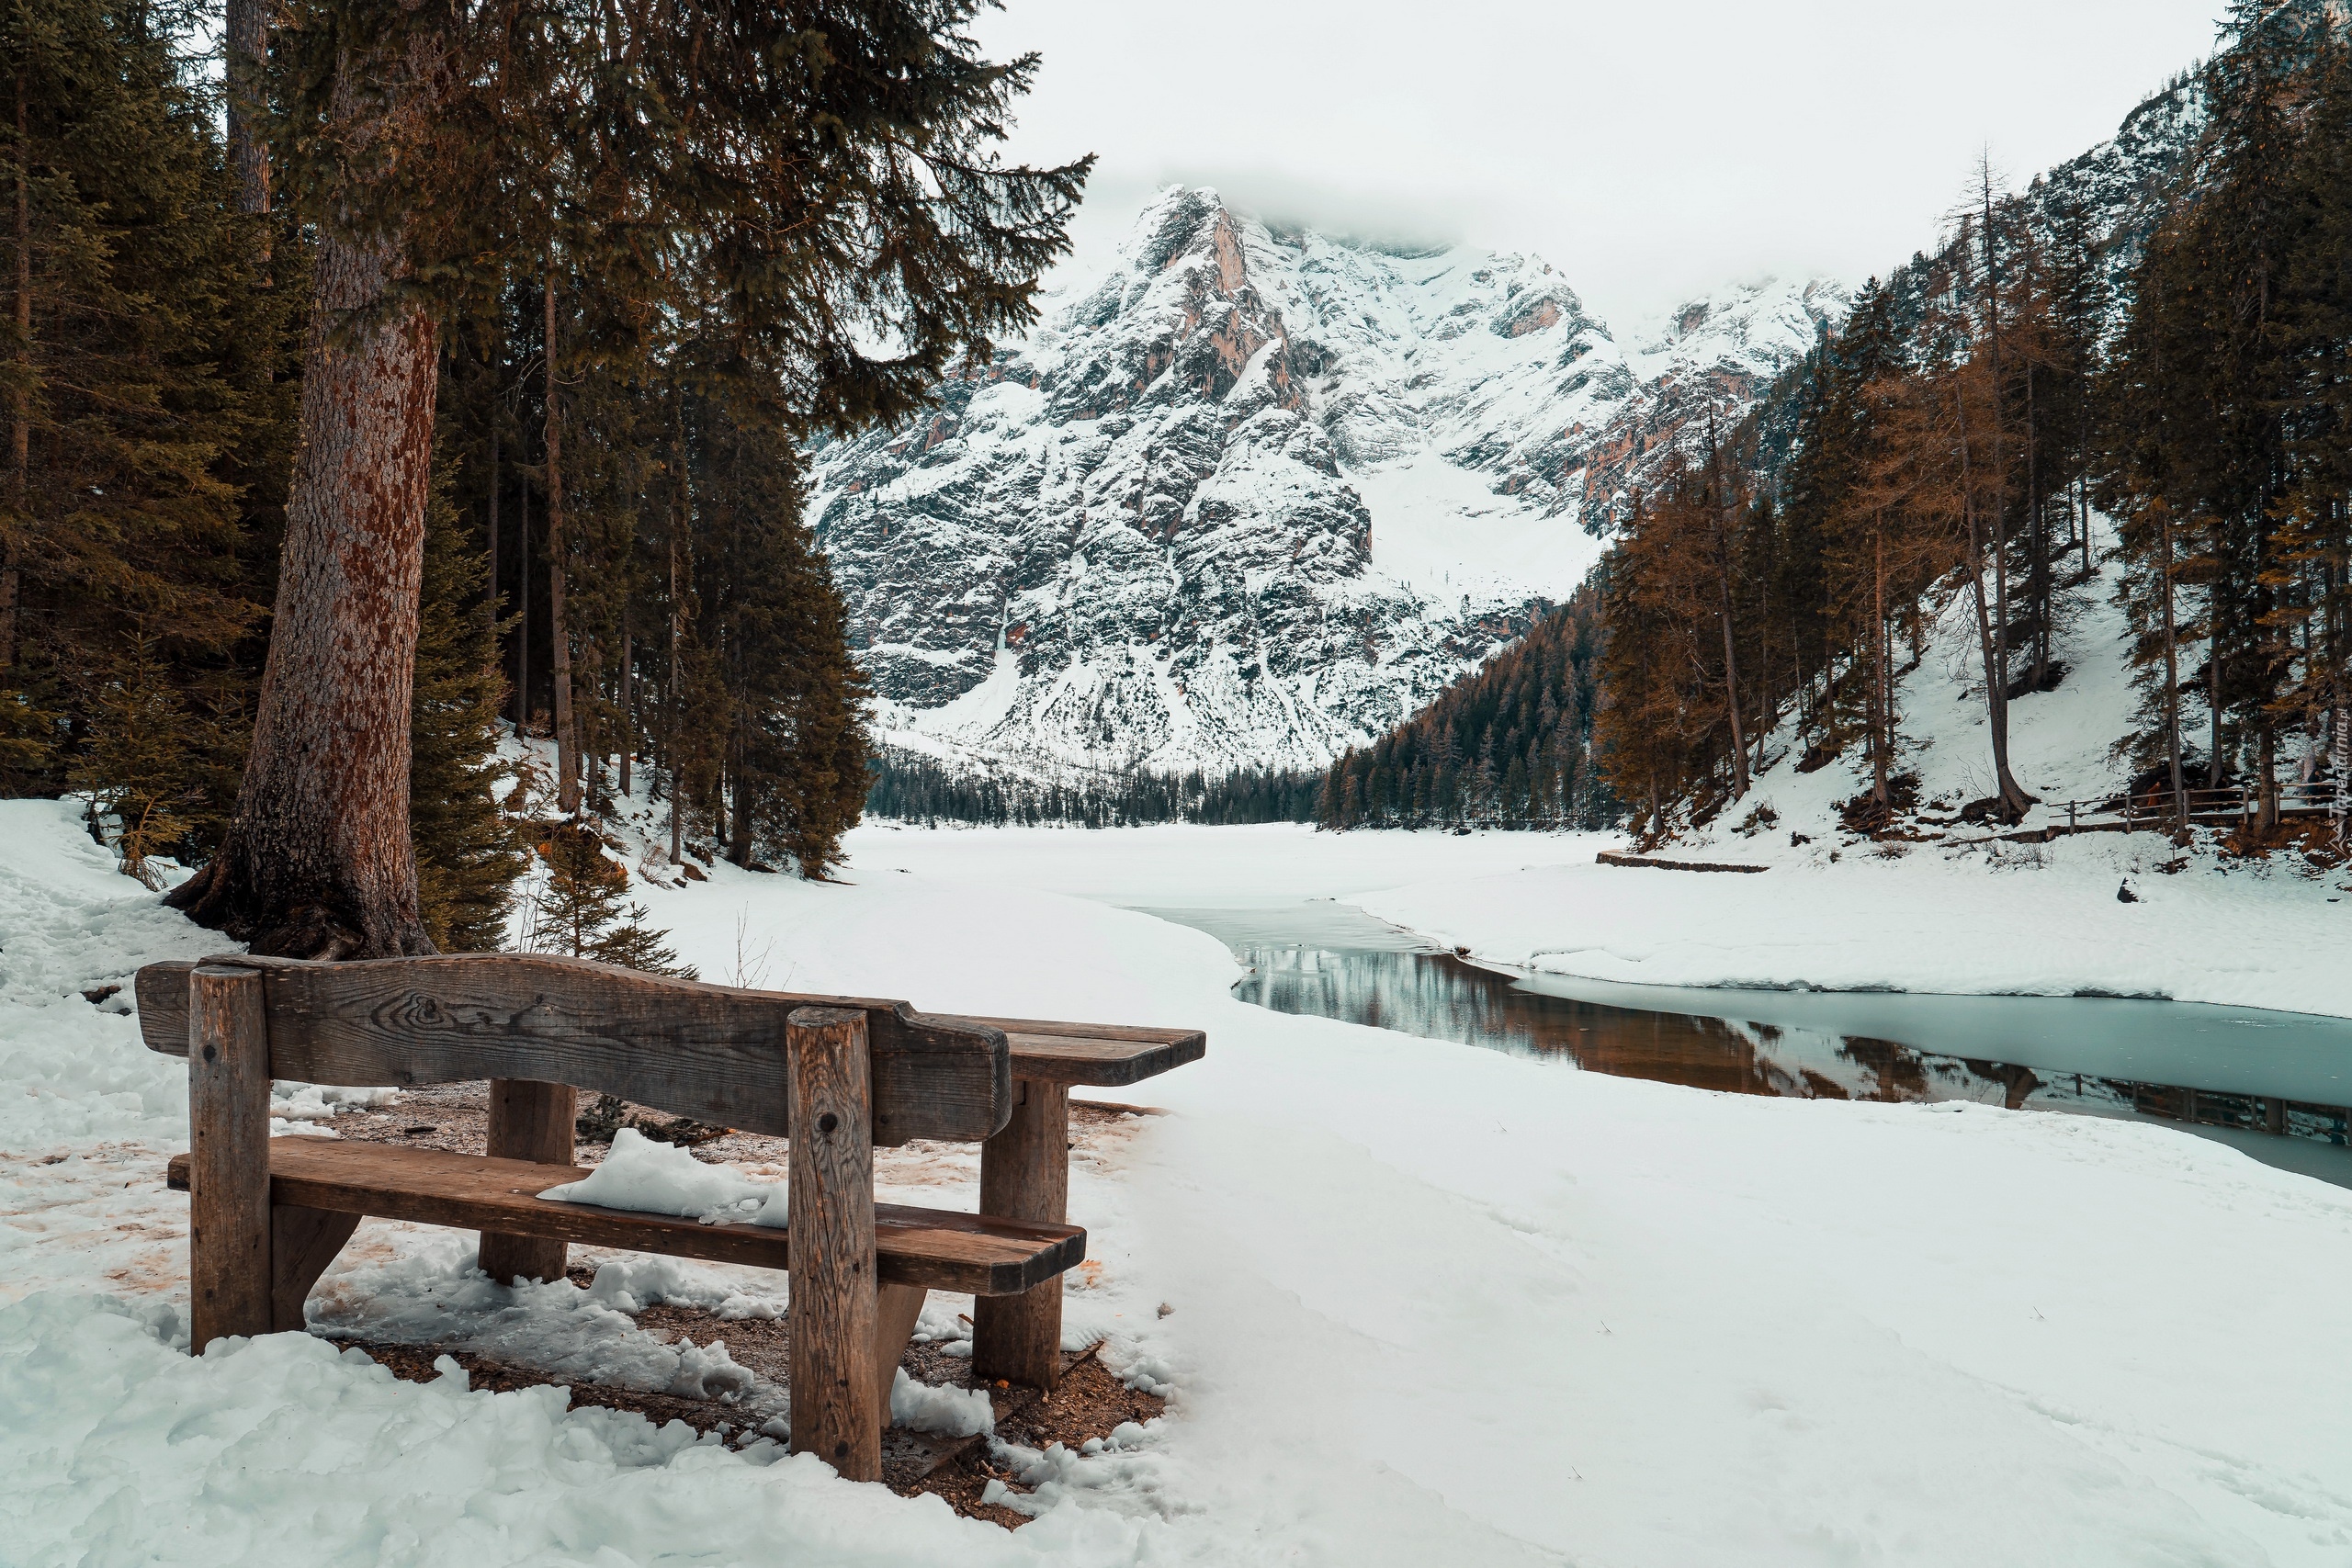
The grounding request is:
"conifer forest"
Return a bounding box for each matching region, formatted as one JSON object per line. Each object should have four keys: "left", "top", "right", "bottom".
{"left": 3, "top": 0, "right": 1082, "bottom": 953}
{"left": 1571, "top": 6, "right": 2352, "bottom": 845}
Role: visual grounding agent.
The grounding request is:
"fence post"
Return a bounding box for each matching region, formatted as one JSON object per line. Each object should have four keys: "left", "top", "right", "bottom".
{"left": 787, "top": 1005, "right": 881, "bottom": 1482}
{"left": 188, "top": 964, "right": 272, "bottom": 1350}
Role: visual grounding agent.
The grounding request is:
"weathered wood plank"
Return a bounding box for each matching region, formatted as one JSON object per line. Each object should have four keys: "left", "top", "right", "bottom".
{"left": 189, "top": 965, "right": 273, "bottom": 1350}
{"left": 875, "top": 1281, "right": 927, "bottom": 1417}
{"left": 957, "top": 1015, "right": 1202, "bottom": 1045}
{"left": 135, "top": 953, "right": 1010, "bottom": 1145}
{"left": 163, "top": 1144, "right": 1082, "bottom": 1297}
{"left": 999, "top": 1031, "right": 1206, "bottom": 1088}
{"left": 270, "top": 1205, "right": 361, "bottom": 1334}
{"left": 787, "top": 1006, "right": 880, "bottom": 1481}
{"left": 481, "top": 1080, "right": 576, "bottom": 1283}
{"left": 972, "top": 1080, "right": 1072, "bottom": 1390}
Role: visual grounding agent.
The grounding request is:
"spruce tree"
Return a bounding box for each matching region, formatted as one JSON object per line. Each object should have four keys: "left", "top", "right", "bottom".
{"left": 411, "top": 474, "right": 526, "bottom": 952}
{"left": 2, "top": 0, "right": 287, "bottom": 815}
{"left": 68, "top": 629, "right": 206, "bottom": 887}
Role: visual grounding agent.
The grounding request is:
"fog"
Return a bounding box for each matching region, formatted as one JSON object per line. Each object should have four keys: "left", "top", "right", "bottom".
{"left": 971, "top": 0, "right": 2228, "bottom": 332}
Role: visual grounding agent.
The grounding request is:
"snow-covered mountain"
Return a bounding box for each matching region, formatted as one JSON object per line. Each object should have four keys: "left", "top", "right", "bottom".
{"left": 809, "top": 188, "right": 1842, "bottom": 776}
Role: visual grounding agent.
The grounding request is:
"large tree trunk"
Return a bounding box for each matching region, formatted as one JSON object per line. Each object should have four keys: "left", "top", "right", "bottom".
{"left": 168, "top": 224, "right": 437, "bottom": 956}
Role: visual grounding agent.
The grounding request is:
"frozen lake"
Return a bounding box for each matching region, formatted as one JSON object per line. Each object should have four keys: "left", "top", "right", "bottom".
{"left": 1143, "top": 902, "right": 2352, "bottom": 1189}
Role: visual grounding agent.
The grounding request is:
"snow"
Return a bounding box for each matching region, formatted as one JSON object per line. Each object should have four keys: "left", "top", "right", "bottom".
{"left": 816, "top": 188, "right": 1841, "bottom": 778}
{"left": 7, "top": 796, "right": 2352, "bottom": 1562}
{"left": 1352, "top": 520, "right": 2352, "bottom": 1017}
{"left": 538, "top": 1128, "right": 788, "bottom": 1230}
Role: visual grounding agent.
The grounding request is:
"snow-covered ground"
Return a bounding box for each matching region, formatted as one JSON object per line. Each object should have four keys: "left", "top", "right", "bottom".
{"left": 1353, "top": 521, "right": 2352, "bottom": 1018}
{"left": 8, "top": 796, "right": 2352, "bottom": 1565}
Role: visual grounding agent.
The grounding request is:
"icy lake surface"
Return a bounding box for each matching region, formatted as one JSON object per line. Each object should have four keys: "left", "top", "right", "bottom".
{"left": 1141, "top": 903, "right": 2352, "bottom": 1190}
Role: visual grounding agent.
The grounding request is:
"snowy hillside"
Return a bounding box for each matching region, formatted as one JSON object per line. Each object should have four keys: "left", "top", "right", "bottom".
{"left": 810, "top": 187, "right": 1841, "bottom": 777}
{"left": 1336, "top": 516, "right": 2348, "bottom": 1011}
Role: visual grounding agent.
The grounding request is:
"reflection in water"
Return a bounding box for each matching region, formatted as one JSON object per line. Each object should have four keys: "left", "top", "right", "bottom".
{"left": 1142, "top": 904, "right": 2352, "bottom": 1190}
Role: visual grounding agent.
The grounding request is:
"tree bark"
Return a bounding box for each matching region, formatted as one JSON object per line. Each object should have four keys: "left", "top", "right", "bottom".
{"left": 2208, "top": 640, "right": 2224, "bottom": 792}
{"left": 2161, "top": 505, "right": 2187, "bottom": 819}
{"left": 487, "top": 400, "right": 500, "bottom": 635}
{"left": 516, "top": 457, "right": 530, "bottom": 728}
{"left": 224, "top": 0, "right": 270, "bottom": 231}
{"left": 545, "top": 270, "right": 578, "bottom": 814}
{"left": 2026, "top": 361, "right": 2049, "bottom": 687}
{"left": 1871, "top": 530, "right": 1889, "bottom": 806}
{"left": 1955, "top": 378, "right": 2031, "bottom": 820}
{"left": 167, "top": 223, "right": 438, "bottom": 957}
{"left": 4, "top": 69, "right": 27, "bottom": 671}
{"left": 667, "top": 400, "right": 687, "bottom": 864}
{"left": 2258, "top": 724, "right": 2277, "bottom": 831}
{"left": 1711, "top": 450, "right": 1748, "bottom": 800}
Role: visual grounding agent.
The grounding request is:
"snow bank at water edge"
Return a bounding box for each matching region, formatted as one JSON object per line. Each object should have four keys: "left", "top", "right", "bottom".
{"left": 1348, "top": 517, "right": 2352, "bottom": 1016}
{"left": 1355, "top": 829, "right": 2352, "bottom": 1016}
{"left": 6, "top": 799, "right": 2352, "bottom": 1563}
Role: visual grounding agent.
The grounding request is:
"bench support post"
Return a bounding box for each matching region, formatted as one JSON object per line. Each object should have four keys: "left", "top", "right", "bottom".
{"left": 271, "top": 1205, "right": 361, "bottom": 1333}
{"left": 480, "top": 1079, "right": 577, "bottom": 1284}
{"left": 188, "top": 964, "right": 272, "bottom": 1351}
{"left": 787, "top": 1006, "right": 881, "bottom": 1482}
{"left": 973, "top": 1079, "right": 1070, "bottom": 1390}
{"left": 875, "top": 1281, "right": 926, "bottom": 1416}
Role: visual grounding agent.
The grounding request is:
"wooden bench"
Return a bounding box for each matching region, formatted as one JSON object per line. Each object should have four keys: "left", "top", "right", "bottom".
{"left": 135, "top": 952, "right": 1204, "bottom": 1482}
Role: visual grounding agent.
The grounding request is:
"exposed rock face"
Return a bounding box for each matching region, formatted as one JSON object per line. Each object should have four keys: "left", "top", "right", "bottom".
{"left": 810, "top": 188, "right": 1839, "bottom": 775}
{"left": 1577, "top": 276, "right": 1852, "bottom": 527}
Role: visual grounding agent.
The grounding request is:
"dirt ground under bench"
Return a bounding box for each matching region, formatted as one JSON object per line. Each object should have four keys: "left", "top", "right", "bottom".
{"left": 309, "top": 1089, "right": 1167, "bottom": 1525}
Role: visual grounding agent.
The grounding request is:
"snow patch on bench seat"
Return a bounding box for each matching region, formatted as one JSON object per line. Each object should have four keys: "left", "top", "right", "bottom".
{"left": 539, "top": 1128, "right": 788, "bottom": 1228}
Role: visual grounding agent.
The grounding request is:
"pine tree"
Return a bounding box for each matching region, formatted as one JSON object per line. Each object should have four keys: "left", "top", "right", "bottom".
{"left": 526, "top": 824, "right": 694, "bottom": 978}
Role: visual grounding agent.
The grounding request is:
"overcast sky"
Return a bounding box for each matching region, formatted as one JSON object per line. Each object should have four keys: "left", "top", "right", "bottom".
{"left": 968, "top": 0, "right": 2233, "bottom": 333}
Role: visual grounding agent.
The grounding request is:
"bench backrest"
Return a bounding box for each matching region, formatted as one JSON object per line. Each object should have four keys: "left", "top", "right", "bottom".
{"left": 134, "top": 953, "right": 1010, "bottom": 1145}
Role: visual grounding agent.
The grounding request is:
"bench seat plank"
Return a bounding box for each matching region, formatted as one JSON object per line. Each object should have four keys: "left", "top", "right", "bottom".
{"left": 958, "top": 1018, "right": 1206, "bottom": 1088}
{"left": 165, "top": 1141, "right": 1083, "bottom": 1297}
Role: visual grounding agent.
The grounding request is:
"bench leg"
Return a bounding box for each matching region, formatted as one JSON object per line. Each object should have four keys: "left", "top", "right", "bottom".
{"left": 189, "top": 964, "right": 272, "bottom": 1351}
{"left": 787, "top": 1007, "right": 882, "bottom": 1482}
{"left": 973, "top": 1079, "right": 1069, "bottom": 1391}
{"left": 480, "top": 1079, "right": 576, "bottom": 1284}
{"left": 271, "top": 1206, "right": 361, "bottom": 1333}
{"left": 874, "top": 1282, "right": 927, "bottom": 1418}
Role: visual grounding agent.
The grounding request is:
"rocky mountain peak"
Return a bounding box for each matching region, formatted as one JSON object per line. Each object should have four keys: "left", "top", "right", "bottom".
{"left": 810, "top": 188, "right": 1841, "bottom": 779}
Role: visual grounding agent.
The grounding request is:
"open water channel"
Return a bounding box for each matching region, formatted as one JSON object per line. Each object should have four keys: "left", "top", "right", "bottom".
{"left": 1141, "top": 902, "right": 2352, "bottom": 1189}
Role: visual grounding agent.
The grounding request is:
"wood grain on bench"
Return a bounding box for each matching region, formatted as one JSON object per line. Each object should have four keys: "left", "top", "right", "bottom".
{"left": 953, "top": 1016, "right": 1206, "bottom": 1089}
{"left": 164, "top": 1141, "right": 1085, "bottom": 1296}
{"left": 137, "top": 954, "right": 1012, "bottom": 1145}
